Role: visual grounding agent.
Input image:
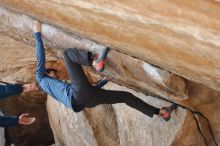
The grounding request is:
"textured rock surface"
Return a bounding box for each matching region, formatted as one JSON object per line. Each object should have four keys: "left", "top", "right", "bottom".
{"left": 1, "top": 0, "right": 220, "bottom": 91}
{"left": 47, "top": 96, "right": 98, "bottom": 146}
{"left": 104, "top": 83, "right": 186, "bottom": 146}
{"left": 0, "top": 3, "right": 220, "bottom": 146}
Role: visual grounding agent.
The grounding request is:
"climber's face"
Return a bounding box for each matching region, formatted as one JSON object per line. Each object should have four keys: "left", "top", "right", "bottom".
{"left": 47, "top": 70, "right": 58, "bottom": 79}
{"left": 45, "top": 68, "right": 59, "bottom": 79}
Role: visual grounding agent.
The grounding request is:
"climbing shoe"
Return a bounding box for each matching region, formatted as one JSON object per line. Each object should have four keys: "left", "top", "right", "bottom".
{"left": 160, "top": 103, "right": 178, "bottom": 121}
{"left": 93, "top": 47, "right": 110, "bottom": 72}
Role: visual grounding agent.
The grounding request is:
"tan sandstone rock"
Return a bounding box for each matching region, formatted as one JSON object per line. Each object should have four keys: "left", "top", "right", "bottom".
{"left": 0, "top": 3, "right": 219, "bottom": 146}
{"left": 0, "top": 0, "right": 220, "bottom": 91}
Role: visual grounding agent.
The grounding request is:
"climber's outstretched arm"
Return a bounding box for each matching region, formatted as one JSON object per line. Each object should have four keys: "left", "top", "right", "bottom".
{"left": 34, "top": 21, "right": 46, "bottom": 82}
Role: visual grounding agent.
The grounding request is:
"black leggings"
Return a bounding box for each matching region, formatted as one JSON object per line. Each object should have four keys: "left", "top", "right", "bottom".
{"left": 63, "top": 48, "right": 159, "bottom": 118}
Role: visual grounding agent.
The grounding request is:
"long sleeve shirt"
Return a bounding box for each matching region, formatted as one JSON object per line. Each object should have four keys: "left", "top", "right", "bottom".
{"left": 35, "top": 32, "right": 74, "bottom": 109}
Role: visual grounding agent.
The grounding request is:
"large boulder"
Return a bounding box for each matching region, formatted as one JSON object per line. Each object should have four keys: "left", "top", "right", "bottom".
{"left": 0, "top": 4, "right": 219, "bottom": 146}
{"left": 1, "top": 0, "right": 220, "bottom": 91}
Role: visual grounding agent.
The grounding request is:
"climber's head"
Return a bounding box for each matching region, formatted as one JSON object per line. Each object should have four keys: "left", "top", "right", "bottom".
{"left": 46, "top": 68, "right": 58, "bottom": 79}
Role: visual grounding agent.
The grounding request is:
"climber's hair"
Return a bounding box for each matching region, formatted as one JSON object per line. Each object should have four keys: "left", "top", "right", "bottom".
{"left": 45, "top": 68, "right": 58, "bottom": 74}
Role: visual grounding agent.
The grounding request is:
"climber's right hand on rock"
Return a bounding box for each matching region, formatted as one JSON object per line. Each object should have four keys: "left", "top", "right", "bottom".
{"left": 18, "top": 113, "right": 36, "bottom": 125}
{"left": 34, "top": 20, "right": 41, "bottom": 33}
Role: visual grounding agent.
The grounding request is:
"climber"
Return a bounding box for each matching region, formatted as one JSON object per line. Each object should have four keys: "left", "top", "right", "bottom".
{"left": 34, "top": 20, "right": 177, "bottom": 121}
{"left": 0, "top": 82, "right": 37, "bottom": 127}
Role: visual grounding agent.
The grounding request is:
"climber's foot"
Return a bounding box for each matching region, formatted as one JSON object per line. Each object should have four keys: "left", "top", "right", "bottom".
{"left": 92, "top": 47, "right": 110, "bottom": 72}
{"left": 159, "top": 103, "right": 178, "bottom": 121}
{"left": 34, "top": 20, "right": 41, "bottom": 33}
